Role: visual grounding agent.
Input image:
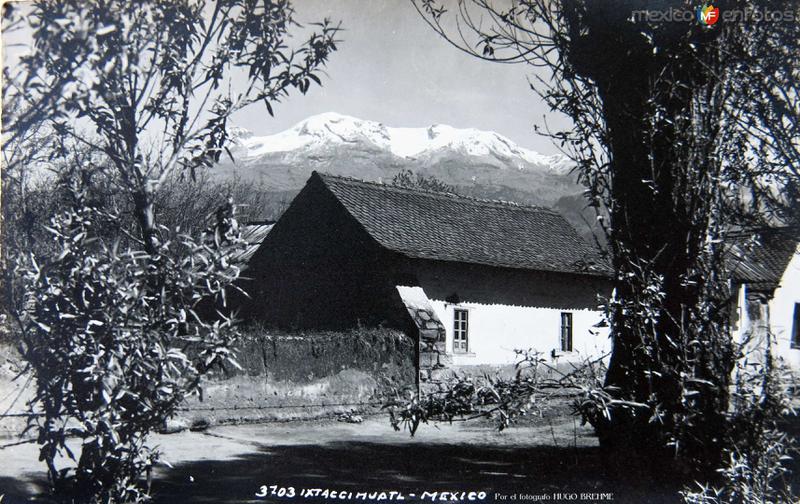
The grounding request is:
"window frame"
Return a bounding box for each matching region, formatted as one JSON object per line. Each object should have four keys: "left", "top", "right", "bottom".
{"left": 560, "top": 312, "right": 573, "bottom": 352}
{"left": 453, "top": 308, "right": 469, "bottom": 353}
{"left": 792, "top": 303, "right": 800, "bottom": 349}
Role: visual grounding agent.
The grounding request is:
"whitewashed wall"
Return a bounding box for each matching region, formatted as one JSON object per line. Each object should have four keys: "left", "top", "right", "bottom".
{"left": 730, "top": 283, "right": 747, "bottom": 345}
{"left": 428, "top": 299, "right": 610, "bottom": 366}
{"left": 769, "top": 246, "right": 800, "bottom": 369}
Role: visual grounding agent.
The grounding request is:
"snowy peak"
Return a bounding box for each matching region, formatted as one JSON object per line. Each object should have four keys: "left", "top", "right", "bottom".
{"left": 218, "top": 113, "right": 590, "bottom": 241}
{"left": 233, "top": 112, "right": 572, "bottom": 174}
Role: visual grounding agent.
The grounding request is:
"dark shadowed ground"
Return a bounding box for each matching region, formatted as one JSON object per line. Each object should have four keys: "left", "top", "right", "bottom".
{"left": 149, "top": 441, "right": 679, "bottom": 504}
{"left": 0, "top": 414, "right": 685, "bottom": 504}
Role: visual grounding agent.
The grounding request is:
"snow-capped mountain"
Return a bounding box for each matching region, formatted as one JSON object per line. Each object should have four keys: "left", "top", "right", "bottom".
{"left": 229, "top": 112, "right": 571, "bottom": 174}
{"left": 217, "top": 113, "right": 590, "bottom": 223}
{"left": 216, "top": 112, "right": 596, "bottom": 238}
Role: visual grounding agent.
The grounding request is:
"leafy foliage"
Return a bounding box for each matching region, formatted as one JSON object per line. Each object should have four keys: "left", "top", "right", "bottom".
{"left": 5, "top": 0, "right": 339, "bottom": 253}
{"left": 391, "top": 169, "right": 456, "bottom": 194}
{"left": 3, "top": 0, "right": 341, "bottom": 501}
{"left": 16, "top": 178, "right": 245, "bottom": 502}
{"left": 412, "top": 0, "right": 800, "bottom": 483}
{"left": 385, "top": 350, "right": 607, "bottom": 436}
{"left": 682, "top": 342, "right": 798, "bottom": 503}
{"left": 3, "top": 167, "right": 287, "bottom": 260}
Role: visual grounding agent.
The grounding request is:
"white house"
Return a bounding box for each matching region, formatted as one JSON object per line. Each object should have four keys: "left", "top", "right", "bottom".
{"left": 242, "top": 172, "right": 612, "bottom": 381}
{"left": 728, "top": 228, "right": 800, "bottom": 370}
{"left": 237, "top": 173, "right": 800, "bottom": 384}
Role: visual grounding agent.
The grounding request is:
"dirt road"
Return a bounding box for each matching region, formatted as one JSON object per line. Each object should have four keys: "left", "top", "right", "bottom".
{"left": 0, "top": 415, "right": 680, "bottom": 503}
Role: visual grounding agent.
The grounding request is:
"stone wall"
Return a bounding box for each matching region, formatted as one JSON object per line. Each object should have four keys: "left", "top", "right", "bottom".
{"left": 176, "top": 326, "right": 417, "bottom": 425}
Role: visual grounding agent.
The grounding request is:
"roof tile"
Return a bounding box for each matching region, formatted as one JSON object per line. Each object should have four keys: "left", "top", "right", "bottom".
{"left": 728, "top": 228, "right": 799, "bottom": 291}
{"left": 315, "top": 172, "right": 609, "bottom": 276}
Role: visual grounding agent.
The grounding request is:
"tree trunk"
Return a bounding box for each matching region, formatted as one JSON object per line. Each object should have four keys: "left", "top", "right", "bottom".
{"left": 564, "top": 0, "right": 735, "bottom": 481}
{"left": 133, "top": 190, "right": 158, "bottom": 255}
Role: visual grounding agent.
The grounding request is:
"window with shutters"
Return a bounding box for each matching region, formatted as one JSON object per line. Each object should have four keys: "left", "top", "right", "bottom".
{"left": 453, "top": 309, "right": 468, "bottom": 353}
{"left": 560, "top": 312, "right": 573, "bottom": 352}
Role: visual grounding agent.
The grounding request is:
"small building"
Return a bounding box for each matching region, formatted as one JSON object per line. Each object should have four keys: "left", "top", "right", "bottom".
{"left": 728, "top": 228, "right": 800, "bottom": 370}
{"left": 240, "top": 172, "right": 612, "bottom": 376}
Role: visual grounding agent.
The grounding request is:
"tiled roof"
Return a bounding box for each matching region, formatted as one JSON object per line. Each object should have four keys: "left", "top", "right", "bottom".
{"left": 313, "top": 172, "right": 609, "bottom": 276}
{"left": 727, "top": 228, "right": 799, "bottom": 291}
{"left": 232, "top": 222, "right": 274, "bottom": 264}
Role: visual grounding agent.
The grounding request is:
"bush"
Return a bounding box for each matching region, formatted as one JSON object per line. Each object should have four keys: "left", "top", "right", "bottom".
{"left": 681, "top": 340, "right": 798, "bottom": 503}
{"left": 15, "top": 188, "right": 243, "bottom": 502}
{"left": 385, "top": 349, "right": 607, "bottom": 436}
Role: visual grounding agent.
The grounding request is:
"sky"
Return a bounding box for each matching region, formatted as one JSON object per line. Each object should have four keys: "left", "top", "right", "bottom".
{"left": 1, "top": 0, "right": 570, "bottom": 155}
{"left": 230, "top": 0, "right": 570, "bottom": 155}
